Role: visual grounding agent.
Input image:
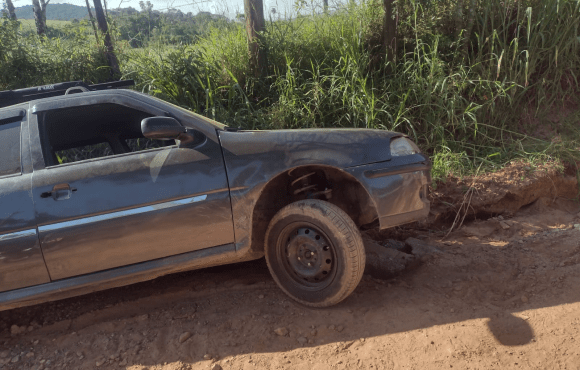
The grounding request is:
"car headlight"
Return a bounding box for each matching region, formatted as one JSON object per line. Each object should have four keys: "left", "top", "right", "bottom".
{"left": 390, "top": 137, "right": 421, "bottom": 156}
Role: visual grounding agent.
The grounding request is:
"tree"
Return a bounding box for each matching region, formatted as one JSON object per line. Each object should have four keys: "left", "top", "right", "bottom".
{"left": 93, "top": 0, "right": 120, "bottom": 78}
{"left": 3, "top": 0, "right": 17, "bottom": 20}
{"left": 85, "top": 0, "right": 100, "bottom": 42}
{"left": 381, "top": 0, "right": 397, "bottom": 68}
{"left": 244, "top": 0, "right": 267, "bottom": 78}
{"left": 32, "top": 0, "right": 49, "bottom": 36}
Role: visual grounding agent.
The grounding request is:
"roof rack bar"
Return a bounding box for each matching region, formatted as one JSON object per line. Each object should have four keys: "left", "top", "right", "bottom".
{"left": 0, "top": 80, "right": 135, "bottom": 109}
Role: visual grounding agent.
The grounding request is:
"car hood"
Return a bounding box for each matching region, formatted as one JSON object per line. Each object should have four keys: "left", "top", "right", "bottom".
{"left": 218, "top": 128, "right": 403, "bottom": 169}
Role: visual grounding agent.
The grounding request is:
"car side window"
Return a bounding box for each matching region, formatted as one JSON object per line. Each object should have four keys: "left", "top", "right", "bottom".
{"left": 39, "top": 103, "right": 175, "bottom": 167}
{"left": 0, "top": 120, "right": 21, "bottom": 177}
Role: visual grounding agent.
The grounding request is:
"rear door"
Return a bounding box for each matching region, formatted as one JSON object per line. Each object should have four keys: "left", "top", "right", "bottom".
{"left": 29, "top": 94, "right": 235, "bottom": 280}
{"left": 0, "top": 107, "right": 51, "bottom": 292}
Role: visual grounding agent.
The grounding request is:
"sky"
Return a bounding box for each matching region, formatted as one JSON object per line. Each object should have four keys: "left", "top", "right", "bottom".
{"left": 6, "top": 0, "right": 328, "bottom": 19}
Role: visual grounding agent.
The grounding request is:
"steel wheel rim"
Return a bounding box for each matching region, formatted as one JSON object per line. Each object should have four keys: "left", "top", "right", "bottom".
{"left": 277, "top": 222, "right": 337, "bottom": 289}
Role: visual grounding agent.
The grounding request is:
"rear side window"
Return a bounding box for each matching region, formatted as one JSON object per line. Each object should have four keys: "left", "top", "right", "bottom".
{"left": 0, "top": 121, "right": 21, "bottom": 177}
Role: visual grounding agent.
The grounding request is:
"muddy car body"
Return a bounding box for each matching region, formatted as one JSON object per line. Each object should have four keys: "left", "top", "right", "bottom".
{"left": 0, "top": 82, "right": 430, "bottom": 310}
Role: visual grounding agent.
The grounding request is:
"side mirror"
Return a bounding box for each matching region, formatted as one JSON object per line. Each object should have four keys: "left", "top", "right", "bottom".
{"left": 141, "top": 117, "right": 185, "bottom": 140}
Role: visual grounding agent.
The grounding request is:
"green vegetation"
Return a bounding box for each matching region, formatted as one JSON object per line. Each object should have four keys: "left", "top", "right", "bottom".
{"left": 2, "top": 0, "right": 579, "bottom": 180}
{"left": 14, "top": 4, "right": 90, "bottom": 21}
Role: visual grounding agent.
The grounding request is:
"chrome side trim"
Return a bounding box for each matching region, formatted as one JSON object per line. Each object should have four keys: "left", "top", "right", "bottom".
{"left": 38, "top": 195, "right": 208, "bottom": 233}
{"left": 0, "top": 228, "right": 37, "bottom": 242}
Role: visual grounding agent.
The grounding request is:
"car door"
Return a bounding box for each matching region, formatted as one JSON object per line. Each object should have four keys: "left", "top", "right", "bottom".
{"left": 29, "top": 94, "right": 235, "bottom": 280}
{"left": 0, "top": 107, "right": 51, "bottom": 292}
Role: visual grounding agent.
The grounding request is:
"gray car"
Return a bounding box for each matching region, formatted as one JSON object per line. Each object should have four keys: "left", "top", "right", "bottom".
{"left": 0, "top": 81, "right": 430, "bottom": 310}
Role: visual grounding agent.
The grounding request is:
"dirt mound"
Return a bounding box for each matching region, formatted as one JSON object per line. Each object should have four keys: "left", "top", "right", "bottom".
{"left": 429, "top": 161, "right": 578, "bottom": 226}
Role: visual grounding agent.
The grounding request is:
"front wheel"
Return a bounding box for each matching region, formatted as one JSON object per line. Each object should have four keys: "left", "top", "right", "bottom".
{"left": 265, "top": 199, "right": 365, "bottom": 307}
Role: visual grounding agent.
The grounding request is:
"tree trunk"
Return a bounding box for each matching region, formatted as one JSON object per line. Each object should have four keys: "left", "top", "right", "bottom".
{"left": 93, "top": 0, "right": 121, "bottom": 79}
{"left": 463, "top": 0, "right": 476, "bottom": 56}
{"left": 382, "top": 0, "right": 397, "bottom": 68}
{"left": 455, "top": 0, "right": 464, "bottom": 40}
{"left": 85, "top": 0, "right": 100, "bottom": 42}
{"left": 244, "top": 0, "right": 267, "bottom": 78}
{"left": 4, "top": 0, "right": 17, "bottom": 20}
{"left": 323, "top": 0, "right": 328, "bottom": 14}
{"left": 40, "top": 0, "right": 49, "bottom": 27}
{"left": 32, "top": 0, "right": 46, "bottom": 35}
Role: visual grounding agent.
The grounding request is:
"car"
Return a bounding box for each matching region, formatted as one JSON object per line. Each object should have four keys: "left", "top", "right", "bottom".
{"left": 0, "top": 80, "right": 431, "bottom": 310}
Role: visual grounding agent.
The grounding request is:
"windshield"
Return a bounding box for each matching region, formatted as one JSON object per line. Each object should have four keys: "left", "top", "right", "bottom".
{"left": 145, "top": 94, "right": 227, "bottom": 130}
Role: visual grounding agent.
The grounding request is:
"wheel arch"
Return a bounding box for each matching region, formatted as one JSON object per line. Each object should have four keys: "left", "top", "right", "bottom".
{"left": 248, "top": 165, "right": 378, "bottom": 257}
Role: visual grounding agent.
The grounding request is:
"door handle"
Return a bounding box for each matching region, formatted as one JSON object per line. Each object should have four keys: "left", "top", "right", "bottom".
{"left": 40, "top": 183, "right": 77, "bottom": 201}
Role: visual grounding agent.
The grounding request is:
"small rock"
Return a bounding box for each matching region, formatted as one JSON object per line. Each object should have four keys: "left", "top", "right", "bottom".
{"left": 26, "top": 352, "right": 34, "bottom": 358}
{"left": 297, "top": 337, "right": 308, "bottom": 345}
{"left": 179, "top": 332, "right": 192, "bottom": 343}
{"left": 521, "top": 295, "right": 529, "bottom": 303}
{"left": 76, "top": 352, "right": 82, "bottom": 358}
{"left": 274, "top": 327, "right": 288, "bottom": 336}
{"left": 0, "top": 351, "right": 8, "bottom": 358}
{"left": 11, "top": 356, "right": 19, "bottom": 363}
{"left": 95, "top": 357, "right": 105, "bottom": 367}
{"left": 499, "top": 221, "right": 510, "bottom": 230}
{"left": 310, "top": 329, "right": 317, "bottom": 336}
{"left": 337, "top": 325, "right": 344, "bottom": 333}
{"left": 450, "top": 309, "right": 455, "bottom": 313}
{"left": 10, "top": 325, "right": 25, "bottom": 335}
{"left": 211, "top": 364, "right": 223, "bottom": 370}
{"left": 203, "top": 354, "right": 212, "bottom": 360}
{"left": 328, "top": 325, "right": 335, "bottom": 330}
{"left": 573, "top": 224, "right": 580, "bottom": 230}
{"left": 258, "top": 294, "right": 264, "bottom": 299}
{"left": 27, "top": 326, "right": 34, "bottom": 332}
{"left": 118, "top": 359, "right": 127, "bottom": 366}
{"left": 498, "top": 215, "right": 504, "bottom": 220}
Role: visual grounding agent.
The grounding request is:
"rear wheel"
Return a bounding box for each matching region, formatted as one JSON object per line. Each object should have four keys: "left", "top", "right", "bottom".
{"left": 265, "top": 199, "right": 365, "bottom": 307}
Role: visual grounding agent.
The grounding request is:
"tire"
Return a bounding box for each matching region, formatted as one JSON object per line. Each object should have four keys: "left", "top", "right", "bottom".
{"left": 264, "top": 199, "right": 366, "bottom": 307}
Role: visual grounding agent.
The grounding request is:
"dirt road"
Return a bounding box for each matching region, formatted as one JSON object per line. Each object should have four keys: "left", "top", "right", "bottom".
{"left": 1, "top": 172, "right": 580, "bottom": 370}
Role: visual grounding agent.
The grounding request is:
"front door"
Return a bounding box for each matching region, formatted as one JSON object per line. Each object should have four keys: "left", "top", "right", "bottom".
{"left": 29, "top": 99, "right": 234, "bottom": 280}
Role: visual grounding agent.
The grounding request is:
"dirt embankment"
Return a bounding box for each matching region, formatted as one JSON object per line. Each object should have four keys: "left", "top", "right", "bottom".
{"left": 0, "top": 163, "right": 579, "bottom": 370}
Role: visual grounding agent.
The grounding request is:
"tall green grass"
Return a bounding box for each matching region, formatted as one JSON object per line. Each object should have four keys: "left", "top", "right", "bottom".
{"left": 1, "top": 0, "right": 579, "bottom": 179}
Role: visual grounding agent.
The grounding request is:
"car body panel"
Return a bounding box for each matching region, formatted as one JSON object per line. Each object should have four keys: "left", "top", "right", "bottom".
{"left": 345, "top": 155, "right": 430, "bottom": 229}
{"left": 0, "top": 243, "right": 236, "bottom": 311}
{"left": 28, "top": 96, "right": 235, "bottom": 280}
{"left": 218, "top": 129, "right": 428, "bottom": 257}
{"left": 0, "top": 114, "right": 51, "bottom": 292}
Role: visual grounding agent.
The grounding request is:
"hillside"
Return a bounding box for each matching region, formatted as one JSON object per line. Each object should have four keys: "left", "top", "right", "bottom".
{"left": 14, "top": 3, "right": 91, "bottom": 21}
